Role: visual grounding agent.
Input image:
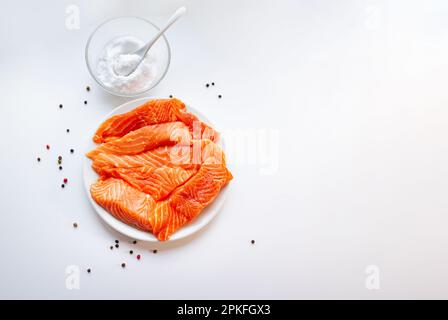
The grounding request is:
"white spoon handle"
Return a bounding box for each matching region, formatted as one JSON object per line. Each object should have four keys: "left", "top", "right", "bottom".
{"left": 137, "top": 6, "right": 186, "bottom": 56}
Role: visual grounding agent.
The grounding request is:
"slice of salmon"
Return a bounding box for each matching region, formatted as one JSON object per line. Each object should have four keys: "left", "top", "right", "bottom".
{"left": 103, "top": 165, "right": 199, "bottom": 201}
{"left": 154, "top": 163, "right": 232, "bottom": 241}
{"left": 93, "top": 98, "right": 186, "bottom": 143}
{"left": 87, "top": 122, "right": 190, "bottom": 159}
{"left": 91, "top": 177, "right": 185, "bottom": 237}
{"left": 93, "top": 98, "right": 219, "bottom": 143}
{"left": 90, "top": 178, "right": 155, "bottom": 232}
{"left": 153, "top": 142, "right": 232, "bottom": 240}
{"left": 91, "top": 139, "right": 225, "bottom": 176}
{"left": 91, "top": 144, "right": 196, "bottom": 175}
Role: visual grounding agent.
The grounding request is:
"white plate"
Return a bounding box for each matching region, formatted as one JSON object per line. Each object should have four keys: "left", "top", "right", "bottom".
{"left": 83, "top": 97, "right": 228, "bottom": 242}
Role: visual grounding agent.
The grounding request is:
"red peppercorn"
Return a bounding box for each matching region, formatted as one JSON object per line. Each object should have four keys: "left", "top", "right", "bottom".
{"left": 137, "top": 255, "right": 141, "bottom": 260}
{"left": 63, "top": 178, "right": 68, "bottom": 184}
{"left": 46, "top": 145, "right": 50, "bottom": 150}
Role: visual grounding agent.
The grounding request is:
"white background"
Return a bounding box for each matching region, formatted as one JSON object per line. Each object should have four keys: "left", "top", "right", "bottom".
{"left": 1, "top": 0, "right": 448, "bottom": 299}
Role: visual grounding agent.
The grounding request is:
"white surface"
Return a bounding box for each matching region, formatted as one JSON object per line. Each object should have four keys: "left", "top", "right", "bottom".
{"left": 1, "top": 0, "right": 448, "bottom": 299}
{"left": 83, "top": 97, "right": 228, "bottom": 242}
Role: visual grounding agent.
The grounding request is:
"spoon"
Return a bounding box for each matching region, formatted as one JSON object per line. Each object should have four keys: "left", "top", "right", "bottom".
{"left": 114, "top": 6, "right": 186, "bottom": 76}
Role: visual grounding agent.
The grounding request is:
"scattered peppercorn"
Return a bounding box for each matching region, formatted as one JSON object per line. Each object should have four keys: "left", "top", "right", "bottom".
{"left": 212, "top": 82, "right": 215, "bottom": 86}
{"left": 169, "top": 95, "right": 173, "bottom": 98}
{"left": 37, "top": 157, "right": 41, "bottom": 162}
{"left": 110, "top": 246, "right": 113, "bottom": 250}
{"left": 58, "top": 156, "right": 62, "bottom": 161}
{"left": 121, "top": 263, "right": 126, "bottom": 268}
{"left": 46, "top": 145, "right": 50, "bottom": 150}
{"left": 87, "top": 269, "right": 91, "bottom": 273}
{"left": 133, "top": 240, "right": 137, "bottom": 244}
{"left": 59, "top": 166, "right": 62, "bottom": 170}
{"left": 153, "top": 250, "right": 158, "bottom": 254}
{"left": 84, "top": 100, "right": 87, "bottom": 105}
{"left": 129, "top": 250, "right": 133, "bottom": 255}
{"left": 70, "top": 149, "right": 74, "bottom": 154}
{"left": 61, "top": 184, "right": 65, "bottom": 188}
{"left": 86, "top": 86, "right": 91, "bottom": 92}
{"left": 73, "top": 222, "right": 78, "bottom": 228}
{"left": 66, "top": 129, "right": 70, "bottom": 133}
{"left": 63, "top": 178, "right": 68, "bottom": 184}
{"left": 59, "top": 104, "right": 63, "bottom": 109}
{"left": 251, "top": 240, "right": 255, "bottom": 244}
{"left": 218, "top": 95, "right": 222, "bottom": 99}
{"left": 115, "top": 244, "right": 119, "bottom": 248}
{"left": 137, "top": 255, "right": 141, "bottom": 260}
{"left": 115, "top": 240, "right": 119, "bottom": 244}
{"left": 206, "top": 83, "right": 210, "bottom": 88}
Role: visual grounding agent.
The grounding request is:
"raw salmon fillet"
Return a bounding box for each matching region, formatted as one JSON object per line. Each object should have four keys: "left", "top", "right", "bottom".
{"left": 93, "top": 98, "right": 186, "bottom": 143}
{"left": 103, "top": 166, "right": 199, "bottom": 201}
{"left": 91, "top": 140, "right": 225, "bottom": 176}
{"left": 93, "top": 98, "right": 219, "bottom": 143}
{"left": 88, "top": 98, "right": 232, "bottom": 241}
{"left": 87, "top": 122, "right": 190, "bottom": 159}
{"left": 90, "top": 178, "right": 155, "bottom": 231}
{"left": 155, "top": 163, "right": 232, "bottom": 240}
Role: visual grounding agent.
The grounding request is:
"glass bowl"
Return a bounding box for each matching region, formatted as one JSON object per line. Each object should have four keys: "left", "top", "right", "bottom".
{"left": 85, "top": 16, "right": 171, "bottom": 97}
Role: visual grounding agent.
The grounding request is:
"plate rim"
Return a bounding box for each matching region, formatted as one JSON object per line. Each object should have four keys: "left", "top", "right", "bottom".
{"left": 83, "top": 96, "right": 228, "bottom": 242}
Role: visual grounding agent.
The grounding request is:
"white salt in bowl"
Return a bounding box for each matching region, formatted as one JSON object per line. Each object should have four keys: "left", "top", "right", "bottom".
{"left": 85, "top": 16, "right": 171, "bottom": 97}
